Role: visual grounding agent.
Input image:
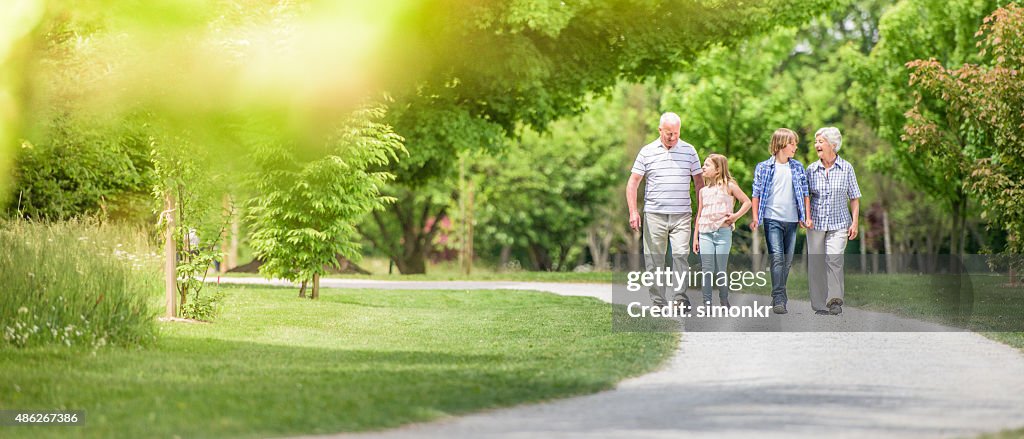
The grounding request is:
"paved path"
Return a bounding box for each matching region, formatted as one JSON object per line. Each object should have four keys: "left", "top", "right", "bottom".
{"left": 218, "top": 277, "right": 1024, "bottom": 438}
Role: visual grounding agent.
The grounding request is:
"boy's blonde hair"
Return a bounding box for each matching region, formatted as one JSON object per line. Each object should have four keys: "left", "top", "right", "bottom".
{"left": 704, "top": 153, "right": 735, "bottom": 188}
{"left": 770, "top": 128, "right": 799, "bottom": 156}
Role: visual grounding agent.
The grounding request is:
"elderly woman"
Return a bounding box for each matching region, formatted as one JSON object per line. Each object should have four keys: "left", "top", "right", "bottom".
{"left": 806, "top": 127, "right": 862, "bottom": 315}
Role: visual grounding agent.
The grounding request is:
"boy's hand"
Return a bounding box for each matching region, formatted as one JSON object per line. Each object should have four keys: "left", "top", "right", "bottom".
{"left": 749, "top": 219, "right": 759, "bottom": 231}
{"left": 848, "top": 221, "right": 859, "bottom": 240}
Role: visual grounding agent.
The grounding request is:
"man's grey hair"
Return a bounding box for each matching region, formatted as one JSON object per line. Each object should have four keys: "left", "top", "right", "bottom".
{"left": 659, "top": 112, "right": 681, "bottom": 127}
{"left": 815, "top": 127, "right": 843, "bottom": 152}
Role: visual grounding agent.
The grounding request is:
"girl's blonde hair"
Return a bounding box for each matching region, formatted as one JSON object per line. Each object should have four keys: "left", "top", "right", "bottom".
{"left": 704, "top": 153, "right": 735, "bottom": 188}
{"left": 770, "top": 128, "right": 799, "bottom": 156}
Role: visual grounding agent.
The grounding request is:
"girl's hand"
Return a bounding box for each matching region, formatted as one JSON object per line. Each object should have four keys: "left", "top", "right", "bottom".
{"left": 723, "top": 213, "right": 738, "bottom": 226}
{"left": 692, "top": 239, "right": 700, "bottom": 254}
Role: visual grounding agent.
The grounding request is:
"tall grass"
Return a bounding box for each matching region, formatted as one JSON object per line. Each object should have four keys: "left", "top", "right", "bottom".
{"left": 0, "top": 220, "right": 160, "bottom": 348}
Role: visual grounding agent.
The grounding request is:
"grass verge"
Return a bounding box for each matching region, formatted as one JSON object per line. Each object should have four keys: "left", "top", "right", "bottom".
{"left": 1, "top": 286, "right": 676, "bottom": 438}
{"left": 218, "top": 270, "right": 614, "bottom": 283}
{"left": 0, "top": 220, "right": 159, "bottom": 348}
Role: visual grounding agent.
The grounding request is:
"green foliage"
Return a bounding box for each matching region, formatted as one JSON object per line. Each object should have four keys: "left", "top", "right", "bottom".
{"left": 904, "top": 4, "right": 1024, "bottom": 257}
{"left": 150, "top": 129, "right": 231, "bottom": 316}
{"left": 662, "top": 30, "right": 805, "bottom": 192}
{"left": 848, "top": 0, "right": 1004, "bottom": 192}
{"left": 248, "top": 105, "right": 405, "bottom": 285}
{"left": 362, "top": 0, "right": 838, "bottom": 273}
{"left": 9, "top": 113, "right": 155, "bottom": 221}
{"left": 473, "top": 93, "right": 625, "bottom": 271}
{"left": 179, "top": 289, "right": 227, "bottom": 321}
{"left": 0, "top": 219, "right": 159, "bottom": 349}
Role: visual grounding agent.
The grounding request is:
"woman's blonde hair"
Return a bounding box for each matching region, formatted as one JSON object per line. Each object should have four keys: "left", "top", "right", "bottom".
{"left": 770, "top": 128, "right": 799, "bottom": 156}
{"left": 704, "top": 153, "right": 735, "bottom": 188}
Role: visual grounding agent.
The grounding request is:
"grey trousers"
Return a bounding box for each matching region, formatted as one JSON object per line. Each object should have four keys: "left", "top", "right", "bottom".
{"left": 643, "top": 212, "right": 692, "bottom": 305}
{"left": 807, "top": 229, "right": 848, "bottom": 311}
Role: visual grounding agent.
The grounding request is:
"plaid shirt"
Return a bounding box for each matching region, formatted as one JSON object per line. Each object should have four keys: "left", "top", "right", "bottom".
{"left": 751, "top": 157, "right": 809, "bottom": 224}
{"left": 806, "top": 156, "right": 862, "bottom": 231}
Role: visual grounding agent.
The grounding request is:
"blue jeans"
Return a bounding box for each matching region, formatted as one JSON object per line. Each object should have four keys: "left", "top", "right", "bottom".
{"left": 699, "top": 227, "right": 732, "bottom": 304}
{"left": 764, "top": 219, "right": 798, "bottom": 306}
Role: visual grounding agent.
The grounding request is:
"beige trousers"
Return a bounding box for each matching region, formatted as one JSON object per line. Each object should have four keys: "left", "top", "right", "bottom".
{"left": 643, "top": 212, "right": 692, "bottom": 305}
{"left": 807, "top": 229, "right": 848, "bottom": 311}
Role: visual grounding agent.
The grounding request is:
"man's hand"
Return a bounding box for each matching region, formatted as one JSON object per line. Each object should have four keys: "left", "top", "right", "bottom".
{"left": 629, "top": 211, "right": 641, "bottom": 231}
{"left": 802, "top": 218, "right": 814, "bottom": 230}
{"left": 848, "top": 221, "right": 859, "bottom": 240}
{"left": 749, "top": 218, "right": 759, "bottom": 231}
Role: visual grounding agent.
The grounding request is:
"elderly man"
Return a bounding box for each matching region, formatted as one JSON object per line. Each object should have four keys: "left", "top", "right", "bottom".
{"left": 627, "top": 112, "right": 705, "bottom": 308}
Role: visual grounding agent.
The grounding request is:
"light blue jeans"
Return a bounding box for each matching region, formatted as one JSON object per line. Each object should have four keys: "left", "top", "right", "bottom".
{"left": 698, "top": 227, "right": 732, "bottom": 304}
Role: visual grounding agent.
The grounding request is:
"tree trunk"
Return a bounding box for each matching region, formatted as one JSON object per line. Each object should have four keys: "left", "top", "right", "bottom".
{"left": 163, "top": 192, "right": 177, "bottom": 318}
{"left": 527, "top": 244, "right": 553, "bottom": 271}
{"left": 627, "top": 229, "right": 642, "bottom": 271}
{"left": 883, "top": 208, "right": 893, "bottom": 274}
{"left": 299, "top": 280, "right": 307, "bottom": 298}
{"left": 311, "top": 273, "right": 320, "bottom": 300}
{"left": 555, "top": 245, "right": 571, "bottom": 271}
{"left": 220, "top": 194, "right": 240, "bottom": 273}
{"left": 587, "top": 228, "right": 613, "bottom": 271}
{"left": 499, "top": 245, "right": 512, "bottom": 271}
{"left": 463, "top": 180, "right": 474, "bottom": 275}
{"left": 395, "top": 249, "right": 427, "bottom": 274}
{"left": 860, "top": 225, "right": 867, "bottom": 274}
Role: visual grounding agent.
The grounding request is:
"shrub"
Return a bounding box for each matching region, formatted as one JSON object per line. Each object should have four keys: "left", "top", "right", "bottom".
{"left": 0, "top": 219, "right": 160, "bottom": 348}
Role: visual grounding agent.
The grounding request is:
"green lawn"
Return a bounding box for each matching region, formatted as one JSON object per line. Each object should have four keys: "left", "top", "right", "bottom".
{"left": 218, "top": 270, "right": 614, "bottom": 283}
{"left": 0, "top": 286, "right": 677, "bottom": 439}
{"left": 744, "top": 271, "right": 1024, "bottom": 350}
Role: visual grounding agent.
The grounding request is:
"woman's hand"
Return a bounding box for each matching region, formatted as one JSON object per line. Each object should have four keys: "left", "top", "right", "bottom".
{"left": 692, "top": 239, "right": 700, "bottom": 254}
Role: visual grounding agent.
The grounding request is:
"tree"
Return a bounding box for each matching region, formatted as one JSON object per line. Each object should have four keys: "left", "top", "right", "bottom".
{"left": 248, "top": 105, "right": 405, "bottom": 298}
{"left": 847, "top": 0, "right": 1007, "bottom": 257}
{"left": 10, "top": 113, "right": 154, "bottom": 221}
{"left": 472, "top": 93, "right": 626, "bottom": 271}
{"left": 659, "top": 1, "right": 890, "bottom": 254}
{"left": 150, "top": 127, "right": 235, "bottom": 320}
{"left": 904, "top": 4, "right": 1024, "bottom": 259}
{"left": 360, "top": 0, "right": 837, "bottom": 273}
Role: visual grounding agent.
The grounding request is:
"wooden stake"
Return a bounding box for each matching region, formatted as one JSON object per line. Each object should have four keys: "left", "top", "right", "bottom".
{"left": 163, "top": 192, "right": 177, "bottom": 318}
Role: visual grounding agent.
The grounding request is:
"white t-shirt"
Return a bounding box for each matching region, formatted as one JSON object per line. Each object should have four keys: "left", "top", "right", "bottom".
{"left": 764, "top": 161, "right": 798, "bottom": 222}
{"left": 630, "top": 139, "right": 703, "bottom": 214}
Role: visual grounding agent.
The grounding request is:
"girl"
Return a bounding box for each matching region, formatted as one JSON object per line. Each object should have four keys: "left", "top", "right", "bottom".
{"left": 692, "top": 153, "right": 751, "bottom": 308}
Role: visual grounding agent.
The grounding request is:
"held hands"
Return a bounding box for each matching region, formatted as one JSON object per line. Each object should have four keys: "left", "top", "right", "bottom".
{"left": 800, "top": 218, "right": 814, "bottom": 230}
{"left": 629, "top": 211, "right": 641, "bottom": 231}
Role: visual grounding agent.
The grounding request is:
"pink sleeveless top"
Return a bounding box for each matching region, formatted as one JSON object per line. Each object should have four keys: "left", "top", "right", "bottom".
{"left": 697, "top": 185, "right": 735, "bottom": 233}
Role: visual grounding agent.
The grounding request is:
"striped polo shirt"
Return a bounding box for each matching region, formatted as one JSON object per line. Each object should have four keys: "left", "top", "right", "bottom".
{"left": 630, "top": 139, "right": 703, "bottom": 214}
